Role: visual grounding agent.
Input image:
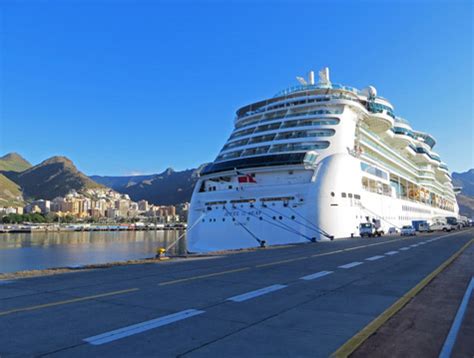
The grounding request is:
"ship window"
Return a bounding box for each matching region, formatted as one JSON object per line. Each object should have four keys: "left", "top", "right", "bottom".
{"left": 248, "top": 133, "right": 276, "bottom": 145}
{"left": 354, "top": 194, "right": 361, "bottom": 199}
{"left": 229, "top": 127, "right": 255, "bottom": 139}
{"left": 341, "top": 193, "right": 347, "bottom": 198}
{"left": 254, "top": 122, "right": 281, "bottom": 133}
{"left": 331, "top": 192, "right": 335, "bottom": 197}
{"left": 241, "top": 145, "right": 271, "bottom": 157}
{"left": 269, "top": 141, "right": 330, "bottom": 153}
{"left": 348, "top": 193, "right": 353, "bottom": 198}
{"left": 223, "top": 138, "right": 250, "bottom": 150}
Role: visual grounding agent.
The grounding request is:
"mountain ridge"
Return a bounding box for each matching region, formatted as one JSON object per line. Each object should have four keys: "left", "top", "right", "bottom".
{"left": 0, "top": 152, "right": 32, "bottom": 172}
{"left": 3, "top": 155, "right": 104, "bottom": 200}
{"left": 91, "top": 168, "right": 198, "bottom": 205}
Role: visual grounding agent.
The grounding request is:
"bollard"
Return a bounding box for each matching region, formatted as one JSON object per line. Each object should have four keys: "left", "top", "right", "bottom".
{"left": 156, "top": 247, "right": 169, "bottom": 260}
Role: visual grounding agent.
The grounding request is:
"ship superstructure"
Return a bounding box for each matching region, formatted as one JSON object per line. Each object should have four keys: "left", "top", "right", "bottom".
{"left": 187, "top": 68, "right": 459, "bottom": 252}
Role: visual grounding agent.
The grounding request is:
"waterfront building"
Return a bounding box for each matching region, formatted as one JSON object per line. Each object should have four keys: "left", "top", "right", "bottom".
{"left": 187, "top": 68, "right": 459, "bottom": 252}
{"left": 115, "top": 199, "right": 130, "bottom": 217}
{"left": 138, "top": 200, "right": 149, "bottom": 212}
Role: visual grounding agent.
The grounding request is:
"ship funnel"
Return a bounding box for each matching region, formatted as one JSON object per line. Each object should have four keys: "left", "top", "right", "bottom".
{"left": 318, "top": 67, "right": 331, "bottom": 86}
{"left": 308, "top": 71, "right": 315, "bottom": 85}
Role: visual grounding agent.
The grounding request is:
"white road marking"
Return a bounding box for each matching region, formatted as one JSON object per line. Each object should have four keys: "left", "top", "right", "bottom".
{"left": 385, "top": 251, "right": 399, "bottom": 255}
{"left": 338, "top": 262, "right": 363, "bottom": 269}
{"left": 84, "top": 309, "right": 205, "bottom": 345}
{"left": 366, "top": 255, "right": 384, "bottom": 261}
{"left": 439, "top": 277, "right": 474, "bottom": 358}
{"left": 399, "top": 247, "right": 410, "bottom": 251}
{"left": 300, "top": 271, "right": 333, "bottom": 281}
{"left": 418, "top": 242, "right": 427, "bottom": 245}
{"left": 227, "top": 284, "right": 287, "bottom": 302}
{"left": 410, "top": 244, "right": 419, "bottom": 247}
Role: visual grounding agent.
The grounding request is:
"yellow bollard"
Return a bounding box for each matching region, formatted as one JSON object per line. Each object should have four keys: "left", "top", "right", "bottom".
{"left": 156, "top": 247, "right": 169, "bottom": 260}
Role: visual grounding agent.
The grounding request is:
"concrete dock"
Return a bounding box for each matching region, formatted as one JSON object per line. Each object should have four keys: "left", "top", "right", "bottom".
{"left": 0, "top": 229, "right": 473, "bottom": 357}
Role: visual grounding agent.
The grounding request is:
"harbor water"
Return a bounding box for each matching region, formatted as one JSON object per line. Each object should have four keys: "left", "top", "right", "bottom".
{"left": 0, "top": 231, "right": 187, "bottom": 274}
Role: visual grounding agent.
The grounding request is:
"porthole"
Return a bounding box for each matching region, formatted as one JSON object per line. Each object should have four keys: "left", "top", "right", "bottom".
{"left": 279, "top": 216, "right": 283, "bottom": 220}
{"left": 222, "top": 218, "right": 225, "bottom": 222}
{"left": 331, "top": 192, "right": 335, "bottom": 197}
{"left": 341, "top": 193, "right": 347, "bottom": 198}
{"left": 291, "top": 215, "right": 296, "bottom": 220}
{"left": 348, "top": 193, "right": 353, "bottom": 198}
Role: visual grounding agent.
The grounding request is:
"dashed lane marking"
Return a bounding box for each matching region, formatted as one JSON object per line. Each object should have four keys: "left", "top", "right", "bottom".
{"left": 366, "top": 255, "right": 384, "bottom": 261}
{"left": 227, "top": 284, "right": 287, "bottom": 302}
{"left": 400, "top": 247, "right": 410, "bottom": 251}
{"left": 339, "top": 262, "right": 363, "bottom": 269}
{"left": 331, "top": 238, "right": 474, "bottom": 358}
{"left": 300, "top": 271, "right": 334, "bottom": 281}
{"left": 385, "top": 251, "right": 399, "bottom": 255}
{"left": 84, "top": 309, "right": 205, "bottom": 345}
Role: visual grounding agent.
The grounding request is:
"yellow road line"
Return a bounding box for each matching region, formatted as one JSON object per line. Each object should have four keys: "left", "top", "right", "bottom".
{"left": 0, "top": 288, "right": 139, "bottom": 317}
{"left": 158, "top": 267, "right": 250, "bottom": 286}
{"left": 256, "top": 256, "right": 309, "bottom": 268}
{"left": 330, "top": 238, "right": 474, "bottom": 358}
{"left": 161, "top": 231, "right": 466, "bottom": 286}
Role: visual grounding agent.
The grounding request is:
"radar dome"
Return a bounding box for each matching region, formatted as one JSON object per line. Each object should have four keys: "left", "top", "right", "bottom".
{"left": 367, "top": 85, "right": 377, "bottom": 98}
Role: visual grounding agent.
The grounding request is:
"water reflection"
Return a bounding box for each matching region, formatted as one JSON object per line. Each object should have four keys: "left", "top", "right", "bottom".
{"left": 0, "top": 231, "right": 187, "bottom": 274}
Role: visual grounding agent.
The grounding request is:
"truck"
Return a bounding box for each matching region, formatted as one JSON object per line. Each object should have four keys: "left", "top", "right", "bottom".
{"left": 359, "top": 219, "right": 384, "bottom": 238}
{"left": 412, "top": 220, "right": 430, "bottom": 232}
{"left": 446, "top": 216, "right": 459, "bottom": 230}
{"left": 430, "top": 217, "right": 453, "bottom": 232}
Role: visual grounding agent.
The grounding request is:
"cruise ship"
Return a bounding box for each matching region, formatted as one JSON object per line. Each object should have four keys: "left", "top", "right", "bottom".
{"left": 187, "top": 68, "right": 459, "bottom": 252}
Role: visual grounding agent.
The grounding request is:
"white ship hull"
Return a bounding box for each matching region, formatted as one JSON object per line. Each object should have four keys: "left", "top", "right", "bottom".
{"left": 187, "top": 68, "right": 459, "bottom": 252}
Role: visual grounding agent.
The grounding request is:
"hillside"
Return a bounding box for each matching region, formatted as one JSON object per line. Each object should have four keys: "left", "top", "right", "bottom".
{"left": 0, "top": 153, "right": 32, "bottom": 172}
{"left": 0, "top": 174, "right": 24, "bottom": 206}
{"left": 5, "top": 156, "right": 104, "bottom": 200}
{"left": 452, "top": 169, "right": 474, "bottom": 196}
{"left": 92, "top": 168, "right": 197, "bottom": 205}
{"left": 452, "top": 169, "right": 474, "bottom": 218}
{"left": 90, "top": 174, "right": 156, "bottom": 192}
{"left": 456, "top": 194, "right": 474, "bottom": 219}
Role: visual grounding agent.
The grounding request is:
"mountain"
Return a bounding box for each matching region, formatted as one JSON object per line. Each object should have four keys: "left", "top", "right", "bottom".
{"left": 92, "top": 168, "right": 198, "bottom": 205}
{"left": 456, "top": 194, "right": 474, "bottom": 219}
{"left": 452, "top": 169, "right": 474, "bottom": 196}
{"left": 0, "top": 153, "right": 32, "bottom": 172}
{"left": 0, "top": 174, "right": 24, "bottom": 206}
{"left": 5, "top": 156, "right": 104, "bottom": 200}
{"left": 452, "top": 169, "right": 474, "bottom": 218}
{"left": 90, "top": 174, "right": 156, "bottom": 192}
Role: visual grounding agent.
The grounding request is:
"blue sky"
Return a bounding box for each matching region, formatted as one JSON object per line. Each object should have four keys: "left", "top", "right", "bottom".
{"left": 1, "top": 0, "right": 472, "bottom": 175}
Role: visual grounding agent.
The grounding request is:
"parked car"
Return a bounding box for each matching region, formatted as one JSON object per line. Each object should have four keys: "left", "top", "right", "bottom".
{"left": 400, "top": 225, "right": 416, "bottom": 236}
{"left": 388, "top": 227, "right": 398, "bottom": 235}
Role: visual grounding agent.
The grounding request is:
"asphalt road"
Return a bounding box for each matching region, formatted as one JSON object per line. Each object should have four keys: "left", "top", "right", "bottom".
{"left": 0, "top": 228, "right": 473, "bottom": 357}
